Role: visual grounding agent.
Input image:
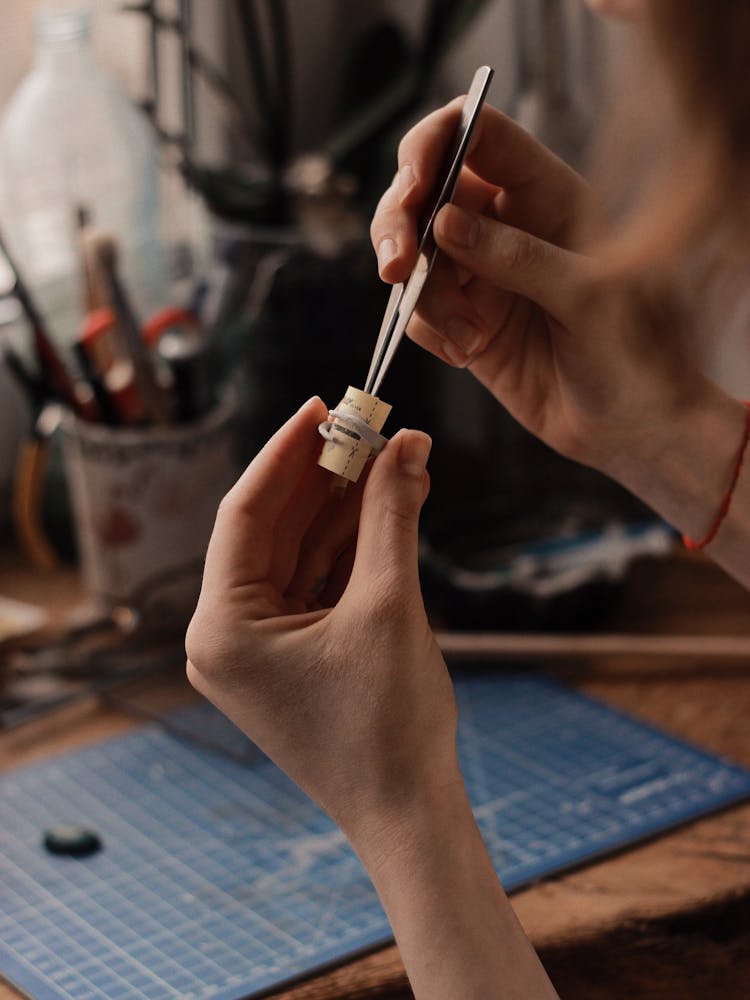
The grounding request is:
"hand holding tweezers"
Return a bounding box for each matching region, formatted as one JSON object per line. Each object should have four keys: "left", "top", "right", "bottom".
{"left": 364, "top": 66, "right": 494, "bottom": 398}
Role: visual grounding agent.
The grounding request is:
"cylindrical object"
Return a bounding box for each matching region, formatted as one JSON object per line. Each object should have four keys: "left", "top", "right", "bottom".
{"left": 60, "top": 397, "right": 239, "bottom": 622}
{"left": 318, "top": 386, "right": 391, "bottom": 484}
{"left": 157, "top": 332, "right": 214, "bottom": 423}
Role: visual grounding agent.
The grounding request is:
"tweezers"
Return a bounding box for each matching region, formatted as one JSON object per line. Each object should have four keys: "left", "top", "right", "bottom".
{"left": 364, "top": 65, "right": 494, "bottom": 398}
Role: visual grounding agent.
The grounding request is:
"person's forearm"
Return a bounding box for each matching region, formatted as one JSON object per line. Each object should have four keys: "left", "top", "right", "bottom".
{"left": 606, "top": 379, "right": 750, "bottom": 588}
{"left": 348, "top": 769, "right": 559, "bottom": 1000}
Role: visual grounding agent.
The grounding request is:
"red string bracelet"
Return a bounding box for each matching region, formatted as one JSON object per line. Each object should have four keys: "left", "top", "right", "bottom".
{"left": 683, "top": 400, "right": 750, "bottom": 552}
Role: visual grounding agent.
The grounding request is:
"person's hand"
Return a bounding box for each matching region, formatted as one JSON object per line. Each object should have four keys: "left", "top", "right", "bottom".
{"left": 186, "top": 399, "right": 563, "bottom": 1000}
{"left": 370, "top": 100, "right": 710, "bottom": 479}
{"left": 185, "top": 397, "right": 460, "bottom": 849}
{"left": 371, "top": 98, "right": 750, "bottom": 577}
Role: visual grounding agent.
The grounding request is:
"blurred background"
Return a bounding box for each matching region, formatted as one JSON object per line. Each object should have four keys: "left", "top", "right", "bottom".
{"left": 0, "top": 0, "right": 671, "bottom": 635}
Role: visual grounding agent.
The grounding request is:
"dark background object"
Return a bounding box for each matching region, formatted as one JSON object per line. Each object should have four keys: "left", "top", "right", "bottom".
{"left": 43, "top": 824, "right": 102, "bottom": 857}
{"left": 125, "top": 0, "right": 494, "bottom": 223}
{"left": 420, "top": 492, "right": 656, "bottom": 631}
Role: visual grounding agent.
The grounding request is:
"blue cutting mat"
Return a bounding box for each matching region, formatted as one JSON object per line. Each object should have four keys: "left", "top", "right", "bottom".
{"left": 3, "top": 673, "right": 750, "bottom": 1000}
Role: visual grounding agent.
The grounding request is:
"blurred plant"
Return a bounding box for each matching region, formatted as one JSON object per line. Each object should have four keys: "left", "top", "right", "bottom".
{"left": 122, "top": 0, "right": 492, "bottom": 226}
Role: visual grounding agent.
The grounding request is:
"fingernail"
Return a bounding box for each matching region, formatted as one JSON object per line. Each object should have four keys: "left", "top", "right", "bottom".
{"left": 398, "top": 163, "right": 416, "bottom": 203}
{"left": 440, "top": 205, "right": 479, "bottom": 249}
{"left": 399, "top": 432, "right": 432, "bottom": 477}
{"left": 298, "top": 395, "right": 322, "bottom": 413}
{"left": 445, "top": 317, "right": 482, "bottom": 356}
{"left": 378, "top": 237, "right": 397, "bottom": 274}
{"left": 442, "top": 339, "right": 470, "bottom": 367}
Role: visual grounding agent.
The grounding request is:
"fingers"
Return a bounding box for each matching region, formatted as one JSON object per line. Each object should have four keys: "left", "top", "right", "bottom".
{"left": 370, "top": 99, "right": 590, "bottom": 285}
{"left": 434, "top": 205, "right": 587, "bottom": 321}
{"left": 397, "top": 97, "right": 466, "bottom": 203}
{"left": 284, "top": 467, "right": 370, "bottom": 607}
{"left": 397, "top": 101, "right": 554, "bottom": 195}
{"left": 346, "top": 429, "right": 432, "bottom": 600}
{"left": 202, "top": 396, "right": 328, "bottom": 591}
{"left": 269, "top": 462, "right": 337, "bottom": 594}
{"left": 370, "top": 168, "right": 491, "bottom": 284}
{"left": 414, "top": 254, "right": 486, "bottom": 361}
{"left": 370, "top": 182, "right": 418, "bottom": 283}
{"left": 459, "top": 106, "right": 590, "bottom": 244}
{"left": 463, "top": 105, "right": 579, "bottom": 192}
{"left": 371, "top": 97, "right": 480, "bottom": 282}
{"left": 224, "top": 395, "right": 328, "bottom": 525}
{"left": 407, "top": 315, "right": 471, "bottom": 368}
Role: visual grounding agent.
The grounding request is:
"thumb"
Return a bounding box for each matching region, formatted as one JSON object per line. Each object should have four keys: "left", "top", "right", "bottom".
{"left": 346, "top": 429, "right": 431, "bottom": 598}
{"left": 434, "top": 203, "right": 587, "bottom": 321}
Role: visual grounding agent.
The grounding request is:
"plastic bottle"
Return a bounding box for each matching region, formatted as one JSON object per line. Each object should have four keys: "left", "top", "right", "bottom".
{"left": 0, "top": 6, "right": 163, "bottom": 348}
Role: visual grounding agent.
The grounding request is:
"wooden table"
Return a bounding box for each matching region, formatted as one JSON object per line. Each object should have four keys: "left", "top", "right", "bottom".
{"left": 2, "top": 549, "right": 750, "bottom": 999}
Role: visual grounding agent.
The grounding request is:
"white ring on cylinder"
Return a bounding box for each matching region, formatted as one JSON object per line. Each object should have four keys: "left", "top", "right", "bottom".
{"left": 318, "top": 409, "right": 388, "bottom": 454}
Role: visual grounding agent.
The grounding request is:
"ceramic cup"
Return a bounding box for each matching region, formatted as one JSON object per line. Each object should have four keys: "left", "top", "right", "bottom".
{"left": 60, "top": 397, "right": 239, "bottom": 623}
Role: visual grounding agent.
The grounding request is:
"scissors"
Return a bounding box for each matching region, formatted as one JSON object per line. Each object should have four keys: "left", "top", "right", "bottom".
{"left": 364, "top": 65, "right": 494, "bottom": 398}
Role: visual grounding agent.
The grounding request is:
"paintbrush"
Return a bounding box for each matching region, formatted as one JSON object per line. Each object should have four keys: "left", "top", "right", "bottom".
{"left": 75, "top": 204, "right": 109, "bottom": 314}
{"left": 84, "top": 232, "right": 170, "bottom": 424}
{"left": 0, "top": 228, "right": 97, "bottom": 419}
